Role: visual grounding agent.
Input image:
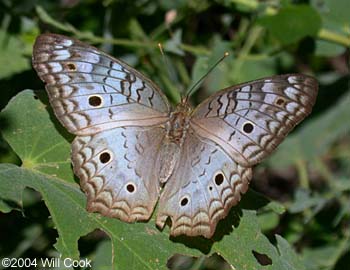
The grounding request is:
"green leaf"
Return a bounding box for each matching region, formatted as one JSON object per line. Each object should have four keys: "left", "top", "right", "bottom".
{"left": 258, "top": 5, "right": 322, "bottom": 45}
{"left": 276, "top": 235, "right": 306, "bottom": 270}
{"left": 315, "top": 40, "right": 346, "bottom": 57}
{"left": 311, "top": 0, "right": 350, "bottom": 32}
{"left": 190, "top": 38, "right": 233, "bottom": 96}
{"left": 258, "top": 212, "right": 280, "bottom": 232}
{"left": 1, "top": 90, "right": 74, "bottom": 182}
{"left": 0, "top": 90, "right": 304, "bottom": 269}
{"left": 232, "top": 56, "right": 276, "bottom": 84}
{"left": 93, "top": 240, "right": 113, "bottom": 270}
{"left": 0, "top": 200, "right": 12, "bottom": 213}
{"left": 164, "top": 29, "right": 185, "bottom": 56}
{"left": 0, "top": 30, "right": 30, "bottom": 79}
{"left": 288, "top": 189, "right": 326, "bottom": 214}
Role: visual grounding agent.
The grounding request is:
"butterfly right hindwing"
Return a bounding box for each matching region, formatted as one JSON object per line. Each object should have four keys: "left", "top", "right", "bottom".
{"left": 156, "top": 129, "right": 252, "bottom": 238}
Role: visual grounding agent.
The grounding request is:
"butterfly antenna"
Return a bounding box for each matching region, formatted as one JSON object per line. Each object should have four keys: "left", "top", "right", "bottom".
{"left": 158, "top": 43, "right": 176, "bottom": 81}
{"left": 185, "top": 52, "right": 229, "bottom": 99}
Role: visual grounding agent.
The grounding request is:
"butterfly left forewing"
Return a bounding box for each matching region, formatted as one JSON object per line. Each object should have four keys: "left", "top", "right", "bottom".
{"left": 191, "top": 74, "right": 318, "bottom": 166}
{"left": 33, "top": 34, "right": 170, "bottom": 136}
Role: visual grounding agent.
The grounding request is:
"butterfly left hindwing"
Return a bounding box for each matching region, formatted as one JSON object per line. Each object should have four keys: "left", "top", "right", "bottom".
{"left": 71, "top": 126, "right": 165, "bottom": 222}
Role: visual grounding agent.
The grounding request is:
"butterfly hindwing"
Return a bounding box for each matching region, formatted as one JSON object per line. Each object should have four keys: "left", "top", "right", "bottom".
{"left": 156, "top": 130, "right": 252, "bottom": 238}
{"left": 71, "top": 126, "right": 165, "bottom": 221}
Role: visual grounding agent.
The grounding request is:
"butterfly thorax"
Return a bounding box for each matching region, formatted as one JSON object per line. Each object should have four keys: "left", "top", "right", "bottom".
{"left": 158, "top": 100, "right": 192, "bottom": 184}
{"left": 165, "top": 99, "right": 192, "bottom": 144}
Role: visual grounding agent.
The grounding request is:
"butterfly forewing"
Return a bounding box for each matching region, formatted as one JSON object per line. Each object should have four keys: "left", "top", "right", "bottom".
{"left": 191, "top": 74, "right": 318, "bottom": 166}
{"left": 32, "top": 34, "right": 170, "bottom": 136}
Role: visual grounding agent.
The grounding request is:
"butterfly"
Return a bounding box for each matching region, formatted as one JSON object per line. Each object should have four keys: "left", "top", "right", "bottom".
{"left": 32, "top": 33, "right": 318, "bottom": 238}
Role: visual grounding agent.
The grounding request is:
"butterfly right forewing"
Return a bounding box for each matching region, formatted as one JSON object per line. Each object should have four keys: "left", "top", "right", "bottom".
{"left": 191, "top": 74, "right": 318, "bottom": 166}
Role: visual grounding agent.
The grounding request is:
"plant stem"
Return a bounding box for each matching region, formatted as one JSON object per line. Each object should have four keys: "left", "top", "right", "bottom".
{"left": 318, "top": 28, "right": 350, "bottom": 47}
{"left": 296, "top": 159, "right": 309, "bottom": 189}
{"left": 36, "top": 5, "right": 210, "bottom": 56}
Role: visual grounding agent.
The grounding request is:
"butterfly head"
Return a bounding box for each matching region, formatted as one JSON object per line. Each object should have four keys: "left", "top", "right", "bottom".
{"left": 176, "top": 95, "right": 193, "bottom": 115}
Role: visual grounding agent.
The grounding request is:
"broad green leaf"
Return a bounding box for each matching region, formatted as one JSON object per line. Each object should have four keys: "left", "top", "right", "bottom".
{"left": 0, "top": 90, "right": 305, "bottom": 269}
{"left": 258, "top": 5, "right": 322, "bottom": 45}
{"left": 190, "top": 38, "right": 233, "bottom": 97}
{"left": 311, "top": 0, "right": 350, "bottom": 34}
{"left": 93, "top": 240, "right": 113, "bottom": 270}
{"left": 276, "top": 235, "right": 306, "bottom": 270}
{"left": 1, "top": 90, "right": 74, "bottom": 182}
{"left": 315, "top": 40, "right": 346, "bottom": 57}
{"left": 0, "top": 30, "right": 30, "bottom": 79}
{"left": 231, "top": 56, "right": 276, "bottom": 84}
{"left": 258, "top": 212, "right": 280, "bottom": 232}
{"left": 205, "top": 38, "right": 233, "bottom": 92}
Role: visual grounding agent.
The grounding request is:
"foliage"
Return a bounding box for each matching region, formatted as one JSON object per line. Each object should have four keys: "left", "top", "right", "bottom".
{"left": 0, "top": 0, "right": 349, "bottom": 269}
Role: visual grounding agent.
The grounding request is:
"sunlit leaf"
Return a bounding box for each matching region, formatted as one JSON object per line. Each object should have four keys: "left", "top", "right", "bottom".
{"left": 258, "top": 5, "right": 322, "bottom": 45}
{"left": 0, "top": 31, "right": 30, "bottom": 79}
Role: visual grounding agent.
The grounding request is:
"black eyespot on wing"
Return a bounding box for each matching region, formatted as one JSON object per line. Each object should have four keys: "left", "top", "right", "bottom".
{"left": 275, "top": 97, "right": 285, "bottom": 106}
{"left": 215, "top": 173, "right": 224, "bottom": 186}
{"left": 66, "top": 63, "right": 77, "bottom": 71}
{"left": 180, "top": 197, "right": 189, "bottom": 206}
{"left": 243, "top": 122, "right": 254, "bottom": 133}
{"left": 88, "top": 95, "right": 102, "bottom": 107}
{"left": 126, "top": 184, "right": 135, "bottom": 193}
{"left": 99, "top": 151, "right": 111, "bottom": 163}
